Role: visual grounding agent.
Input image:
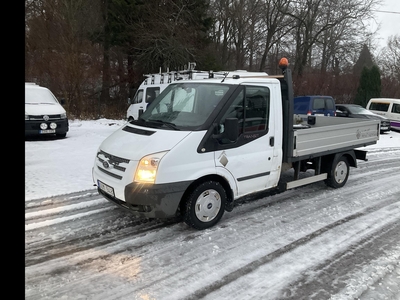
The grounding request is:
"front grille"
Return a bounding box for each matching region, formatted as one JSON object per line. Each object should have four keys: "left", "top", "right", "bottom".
{"left": 97, "top": 156, "right": 126, "bottom": 172}
{"left": 98, "top": 150, "right": 130, "bottom": 164}
{"left": 96, "top": 150, "right": 130, "bottom": 180}
{"left": 97, "top": 166, "right": 123, "bottom": 179}
{"left": 28, "top": 114, "right": 63, "bottom": 120}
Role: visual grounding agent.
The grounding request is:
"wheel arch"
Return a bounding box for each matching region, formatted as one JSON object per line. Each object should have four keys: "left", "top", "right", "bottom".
{"left": 179, "top": 174, "right": 233, "bottom": 213}
{"left": 321, "top": 150, "right": 357, "bottom": 171}
{"left": 336, "top": 150, "right": 357, "bottom": 168}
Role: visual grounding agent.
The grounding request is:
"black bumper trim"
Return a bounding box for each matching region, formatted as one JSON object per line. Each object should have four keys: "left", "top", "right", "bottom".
{"left": 98, "top": 180, "right": 192, "bottom": 219}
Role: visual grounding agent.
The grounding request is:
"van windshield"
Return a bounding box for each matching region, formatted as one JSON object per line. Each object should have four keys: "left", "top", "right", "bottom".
{"left": 25, "top": 88, "right": 59, "bottom": 104}
{"left": 369, "top": 102, "right": 389, "bottom": 112}
{"left": 136, "top": 82, "right": 231, "bottom": 129}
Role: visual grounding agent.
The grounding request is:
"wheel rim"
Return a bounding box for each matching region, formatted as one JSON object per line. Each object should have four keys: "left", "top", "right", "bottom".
{"left": 194, "top": 189, "right": 221, "bottom": 222}
{"left": 334, "top": 160, "right": 348, "bottom": 183}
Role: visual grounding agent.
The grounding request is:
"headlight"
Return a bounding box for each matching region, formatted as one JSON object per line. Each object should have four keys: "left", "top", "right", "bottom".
{"left": 25, "top": 114, "right": 30, "bottom": 120}
{"left": 134, "top": 151, "right": 168, "bottom": 183}
{"left": 60, "top": 113, "right": 67, "bottom": 119}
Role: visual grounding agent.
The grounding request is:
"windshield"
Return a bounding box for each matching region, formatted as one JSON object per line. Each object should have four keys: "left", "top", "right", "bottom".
{"left": 347, "top": 105, "right": 374, "bottom": 115}
{"left": 136, "top": 82, "right": 231, "bottom": 129}
{"left": 25, "top": 87, "right": 59, "bottom": 104}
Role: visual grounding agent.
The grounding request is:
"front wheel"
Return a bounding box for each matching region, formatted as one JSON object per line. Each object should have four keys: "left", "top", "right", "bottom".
{"left": 183, "top": 181, "right": 226, "bottom": 230}
{"left": 325, "top": 156, "right": 349, "bottom": 188}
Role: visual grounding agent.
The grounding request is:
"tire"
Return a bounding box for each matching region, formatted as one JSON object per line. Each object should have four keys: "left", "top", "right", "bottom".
{"left": 325, "top": 156, "right": 349, "bottom": 188}
{"left": 183, "top": 181, "right": 226, "bottom": 230}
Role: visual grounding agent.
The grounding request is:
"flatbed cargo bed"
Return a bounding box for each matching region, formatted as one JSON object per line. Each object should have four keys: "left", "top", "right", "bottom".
{"left": 291, "top": 116, "right": 379, "bottom": 160}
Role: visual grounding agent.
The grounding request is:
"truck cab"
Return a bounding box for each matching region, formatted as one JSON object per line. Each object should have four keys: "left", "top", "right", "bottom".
{"left": 96, "top": 72, "right": 283, "bottom": 229}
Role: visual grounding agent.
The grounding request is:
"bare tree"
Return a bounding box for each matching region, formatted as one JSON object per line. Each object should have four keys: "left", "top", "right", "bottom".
{"left": 25, "top": 0, "right": 104, "bottom": 118}
{"left": 26, "top": 0, "right": 390, "bottom": 119}
{"left": 377, "top": 35, "right": 400, "bottom": 98}
{"left": 258, "top": 0, "right": 293, "bottom": 71}
{"left": 285, "top": 0, "right": 378, "bottom": 75}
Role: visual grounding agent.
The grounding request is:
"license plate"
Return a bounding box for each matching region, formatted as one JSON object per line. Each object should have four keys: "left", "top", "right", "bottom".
{"left": 40, "top": 129, "right": 55, "bottom": 134}
{"left": 98, "top": 180, "right": 115, "bottom": 197}
{"left": 315, "top": 113, "right": 324, "bottom": 116}
{"left": 381, "top": 126, "right": 388, "bottom": 130}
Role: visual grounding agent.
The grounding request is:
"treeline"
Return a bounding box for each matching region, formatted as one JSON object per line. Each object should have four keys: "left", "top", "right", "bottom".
{"left": 25, "top": 0, "right": 400, "bottom": 119}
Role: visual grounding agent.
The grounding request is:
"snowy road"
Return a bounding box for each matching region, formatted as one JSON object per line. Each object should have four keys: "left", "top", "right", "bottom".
{"left": 25, "top": 147, "right": 400, "bottom": 299}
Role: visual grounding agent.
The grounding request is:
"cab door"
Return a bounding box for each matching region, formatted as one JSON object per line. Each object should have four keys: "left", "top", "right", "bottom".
{"left": 214, "top": 83, "right": 281, "bottom": 198}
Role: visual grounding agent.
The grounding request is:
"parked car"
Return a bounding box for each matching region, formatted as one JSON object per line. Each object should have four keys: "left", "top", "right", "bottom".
{"left": 336, "top": 104, "right": 391, "bottom": 133}
{"left": 293, "top": 95, "right": 336, "bottom": 116}
{"left": 25, "top": 83, "right": 69, "bottom": 138}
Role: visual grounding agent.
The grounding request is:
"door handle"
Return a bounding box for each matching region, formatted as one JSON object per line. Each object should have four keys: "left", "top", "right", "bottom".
{"left": 270, "top": 136, "right": 274, "bottom": 147}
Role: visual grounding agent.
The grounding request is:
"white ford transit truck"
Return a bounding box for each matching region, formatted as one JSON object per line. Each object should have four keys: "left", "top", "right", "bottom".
{"left": 93, "top": 59, "right": 379, "bottom": 230}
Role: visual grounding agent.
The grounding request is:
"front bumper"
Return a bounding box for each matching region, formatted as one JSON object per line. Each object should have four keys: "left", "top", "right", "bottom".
{"left": 25, "top": 119, "right": 69, "bottom": 136}
{"left": 379, "top": 120, "right": 391, "bottom": 132}
{"left": 98, "top": 180, "right": 192, "bottom": 219}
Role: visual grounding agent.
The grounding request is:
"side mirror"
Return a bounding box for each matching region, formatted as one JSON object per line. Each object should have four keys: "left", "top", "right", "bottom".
{"left": 127, "top": 97, "right": 131, "bottom": 104}
{"left": 225, "top": 118, "right": 239, "bottom": 142}
{"left": 138, "top": 109, "right": 144, "bottom": 117}
{"left": 60, "top": 98, "right": 66, "bottom": 105}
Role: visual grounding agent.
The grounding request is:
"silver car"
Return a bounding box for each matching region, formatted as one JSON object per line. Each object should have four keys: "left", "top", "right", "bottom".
{"left": 336, "top": 104, "right": 391, "bottom": 133}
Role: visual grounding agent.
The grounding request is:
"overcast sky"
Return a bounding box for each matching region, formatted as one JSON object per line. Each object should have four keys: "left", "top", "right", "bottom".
{"left": 371, "top": 0, "right": 400, "bottom": 48}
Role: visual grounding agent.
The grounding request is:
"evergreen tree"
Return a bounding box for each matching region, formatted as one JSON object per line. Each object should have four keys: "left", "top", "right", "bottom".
{"left": 369, "top": 65, "right": 382, "bottom": 100}
{"left": 353, "top": 44, "right": 375, "bottom": 76}
{"left": 354, "top": 65, "right": 381, "bottom": 107}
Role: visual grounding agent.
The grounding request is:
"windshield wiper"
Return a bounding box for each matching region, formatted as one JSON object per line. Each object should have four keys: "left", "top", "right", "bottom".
{"left": 148, "top": 119, "right": 179, "bottom": 130}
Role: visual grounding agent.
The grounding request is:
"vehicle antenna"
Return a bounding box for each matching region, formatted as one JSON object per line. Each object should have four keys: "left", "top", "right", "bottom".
{"left": 221, "top": 72, "right": 229, "bottom": 83}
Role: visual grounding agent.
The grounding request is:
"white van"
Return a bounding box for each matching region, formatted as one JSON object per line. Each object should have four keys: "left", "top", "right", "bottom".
{"left": 127, "top": 63, "right": 228, "bottom": 121}
{"left": 366, "top": 98, "right": 400, "bottom": 131}
{"left": 25, "top": 83, "right": 69, "bottom": 138}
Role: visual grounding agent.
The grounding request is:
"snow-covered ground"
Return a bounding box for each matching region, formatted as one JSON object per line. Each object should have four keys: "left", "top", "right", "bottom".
{"left": 25, "top": 119, "right": 400, "bottom": 299}
{"left": 25, "top": 119, "right": 125, "bottom": 200}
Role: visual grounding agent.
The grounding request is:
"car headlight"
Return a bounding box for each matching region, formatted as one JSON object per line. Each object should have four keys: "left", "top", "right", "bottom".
{"left": 134, "top": 151, "right": 168, "bottom": 183}
{"left": 60, "top": 113, "right": 67, "bottom": 119}
{"left": 25, "top": 114, "right": 30, "bottom": 120}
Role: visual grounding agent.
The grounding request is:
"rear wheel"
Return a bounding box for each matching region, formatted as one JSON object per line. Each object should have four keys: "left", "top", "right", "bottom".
{"left": 325, "top": 156, "right": 349, "bottom": 188}
{"left": 183, "top": 181, "right": 226, "bottom": 230}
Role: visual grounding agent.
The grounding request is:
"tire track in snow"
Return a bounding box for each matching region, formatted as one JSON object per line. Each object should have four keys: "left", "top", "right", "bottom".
{"left": 280, "top": 221, "right": 400, "bottom": 299}
{"left": 25, "top": 150, "right": 400, "bottom": 299}
{"left": 25, "top": 205, "right": 180, "bottom": 267}
{"left": 184, "top": 198, "right": 400, "bottom": 300}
